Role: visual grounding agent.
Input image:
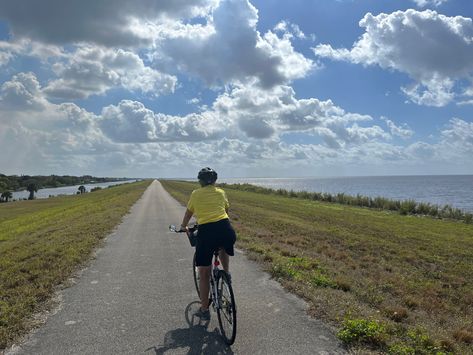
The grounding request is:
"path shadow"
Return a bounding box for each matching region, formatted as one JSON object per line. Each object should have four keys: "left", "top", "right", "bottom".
{"left": 146, "top": 301, "right": 234, "bottom": 355}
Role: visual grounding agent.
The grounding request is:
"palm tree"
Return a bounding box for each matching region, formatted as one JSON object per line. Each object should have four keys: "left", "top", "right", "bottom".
{"left": 26, "top": 182, "right": 38, "bottom": 200}
{"left": 1, "top": 191, "right": 13, "bottom": 202}
{"left": 78, "top": 185, "right": 86, "bottom": 194}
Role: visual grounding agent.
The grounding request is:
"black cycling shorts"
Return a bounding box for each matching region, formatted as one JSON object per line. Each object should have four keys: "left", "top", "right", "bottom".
{"left": 195, "top": 218, "right": 237, "bottom": 267}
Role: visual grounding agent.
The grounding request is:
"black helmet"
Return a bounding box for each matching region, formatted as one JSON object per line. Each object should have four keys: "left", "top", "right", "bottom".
{"left": 198, "top": 167, "right": 217, "bottom": 186}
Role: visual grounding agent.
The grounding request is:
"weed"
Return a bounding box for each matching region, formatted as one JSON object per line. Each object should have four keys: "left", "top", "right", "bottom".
{"left": 310, "top": 272, "right": 337, "bottom": 288}
{"left": 271, "top": 261, "right": 301, "bottom": 280}
{"left": 388, "top": 343, "right": 416, "bottom": 355}
{"left": 337, "top": 318, "right": 386, "bottom": 345}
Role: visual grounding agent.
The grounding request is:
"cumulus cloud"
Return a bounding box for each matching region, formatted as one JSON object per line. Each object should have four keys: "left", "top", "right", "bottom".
{"left": 441, "top": 118, "right": 473, "bottom": 154}
{"left": 155, "top": 0, "right": 313, "bottom": 87}
{"left": 0, "top": 72, "right": 48, "bottom": 111}
{"left": 43, "top": 46, "right": 176, "bottom": 99}
{"left": 412, "top": 0, "right": 448, "bottom": 7}
{"left": 0, "top": 39, "right": 64, "bottom": 67}
{"left": 210, "top": 83, "right": 380, "bottom": 148}
{"left": 313, "top": 10, "right": 473, "bottom": 106}
{"left": 0, "top": 0, "right": 217, "bottom": 47}
{"left": 99, "top": 100, "right": 230, "bottom": 143}
{"left": 1, "top": 71, "right": 471, "bottom": 177}
{"left": 382, "top": 117, "right": 414, "bottom": 139}
{"left": 0, "top": 47, "right": 14, "bottom": 67}
{"left": 97, "top": 81, "right": 386, "bottom": 149}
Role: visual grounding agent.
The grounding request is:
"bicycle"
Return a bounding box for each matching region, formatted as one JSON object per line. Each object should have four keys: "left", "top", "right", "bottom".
{"left": 169, "top": 224, "right": 237, "bottom": 345}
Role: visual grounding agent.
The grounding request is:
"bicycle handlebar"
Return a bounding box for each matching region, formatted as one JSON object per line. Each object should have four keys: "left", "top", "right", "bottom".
{"left": 169, "top": 224, "right": 198, "bottom": 247}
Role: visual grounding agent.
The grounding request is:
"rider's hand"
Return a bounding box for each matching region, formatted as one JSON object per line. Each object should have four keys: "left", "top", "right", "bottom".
{"left": 179, "top": 225, "right": 188, "bottom": 233}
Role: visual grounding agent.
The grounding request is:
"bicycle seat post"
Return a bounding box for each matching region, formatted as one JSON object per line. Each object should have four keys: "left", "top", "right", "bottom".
{"left": 213, "top": 249, "right": 220, "bottom": 268}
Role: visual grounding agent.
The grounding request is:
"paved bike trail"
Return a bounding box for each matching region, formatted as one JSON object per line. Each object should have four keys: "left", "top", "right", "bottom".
{"left": 8, "top": 180, "right": 346, "bottom": 355}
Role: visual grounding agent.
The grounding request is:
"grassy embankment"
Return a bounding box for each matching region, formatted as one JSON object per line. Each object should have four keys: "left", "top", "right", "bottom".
{"left": 161, "top": 180, "right": 473, "bottom": 355}
{"left": 0, "top": 180, "right": 151, "bottom": 350}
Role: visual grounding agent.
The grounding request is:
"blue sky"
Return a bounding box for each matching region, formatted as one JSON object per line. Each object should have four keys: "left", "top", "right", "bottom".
{"left": 0, "top": 0, "right": 472, "bottom": 178}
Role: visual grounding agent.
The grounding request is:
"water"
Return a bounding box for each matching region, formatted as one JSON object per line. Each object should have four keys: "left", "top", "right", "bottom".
{"left": 11, "top": 180, "right": 137, "bottom": 200}
{"left": 220, "top": 175, "right": 473, "bottom": 212}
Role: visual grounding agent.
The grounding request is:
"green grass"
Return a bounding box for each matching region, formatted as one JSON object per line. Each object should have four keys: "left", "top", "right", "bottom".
{"left": 161, "top": 180, "right": 473, "bottom": 354}
{"left": 0, "top": 180, "right": 151, "bottom": 350}
{"left": 218, "top": 183, "right": 473, "bottom": 223}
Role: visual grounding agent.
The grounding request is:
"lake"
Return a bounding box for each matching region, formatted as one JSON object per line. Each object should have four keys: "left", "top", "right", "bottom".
{"left": 11, "top": 180, "right": 137, "bottom": 200}
{"left": 220, "top": 175, "right": 473, "bottom": 212}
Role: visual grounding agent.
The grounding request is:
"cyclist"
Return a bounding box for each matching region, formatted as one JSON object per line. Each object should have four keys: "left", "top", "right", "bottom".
{"left": 180, "top": 167, "right": 237, "bottom": 320}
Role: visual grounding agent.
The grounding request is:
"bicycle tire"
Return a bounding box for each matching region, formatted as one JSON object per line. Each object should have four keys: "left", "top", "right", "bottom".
{"left": 216, "top": 270, "right": 237, "bottom": 345}
{"left": 193, "top": 252, "right": 200, "bottom": 298}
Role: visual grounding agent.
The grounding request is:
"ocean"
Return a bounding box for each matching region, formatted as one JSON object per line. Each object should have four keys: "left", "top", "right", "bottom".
{"left": 220, "top": 175, "right": 473, "bottom": 213}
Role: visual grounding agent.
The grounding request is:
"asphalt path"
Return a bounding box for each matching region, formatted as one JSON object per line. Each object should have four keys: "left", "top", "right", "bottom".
{"left": 8, "top": 180, "right": 346, "bottom": 354}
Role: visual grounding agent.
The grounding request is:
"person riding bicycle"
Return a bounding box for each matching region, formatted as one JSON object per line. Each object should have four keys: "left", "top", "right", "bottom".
{"left": 180, "top": 167, "right": 237, "bottom": 320}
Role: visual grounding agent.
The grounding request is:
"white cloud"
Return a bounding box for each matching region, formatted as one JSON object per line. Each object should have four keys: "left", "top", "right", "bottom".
{"left": 0, "top": 72, "right": 48, "bottom": 111}
{"left": 43, "top": 46, "right": 177, "bottom": 99}
{"left": 0, "top": 39, "right": 64, "bottom": 67}
{"left": 0, "top": 0, "right": 217, "bottom": 47}
{"left": 412, "top": 0, "right": 448, "bottom": 7}
{"left": 441, "top": 118, "right": 473, "bottom": 153}
{"left": 274, "top": 21, "right": 307, "bottom": 39}
{"left": 1, "top": 71, "right": 471, "bottom": 177}
{"left": 458, "top": 86, "right": 473, "bottom": 106}
{"left": 313, "top": 10, "right": 473, "bottom": 106}
{"left": 187, "top": 98, "right": 200, "bottom": 105}
{"left": 99, "top": 100, "right": 230, "bottom": 143}
{"left": 155, "top": 0, "right": 313, "bottom": 88}
{"left": 382, "top": 117, "right": 414, "bottom": 139}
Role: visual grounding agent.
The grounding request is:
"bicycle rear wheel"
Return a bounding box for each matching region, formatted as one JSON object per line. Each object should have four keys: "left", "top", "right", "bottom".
{"left": 216, "top": 271, "right": 237, "bottom": 345}
{"left": 193, "top": 252, "right": 200, "bottom": 298}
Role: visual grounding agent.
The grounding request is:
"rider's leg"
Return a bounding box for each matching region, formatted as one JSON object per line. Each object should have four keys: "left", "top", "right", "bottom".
{"left": 219, "top": 249, "right": 230, "bottom": 273}
{"left": 199, "top": 266, "right": 211, "bottom": 310}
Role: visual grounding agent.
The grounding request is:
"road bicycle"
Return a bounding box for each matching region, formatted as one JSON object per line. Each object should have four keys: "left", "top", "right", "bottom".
{"left": 169, "top": 224, "right": 237, "bottom": 345}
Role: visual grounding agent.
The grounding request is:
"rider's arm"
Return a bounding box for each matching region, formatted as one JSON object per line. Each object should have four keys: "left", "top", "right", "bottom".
{"left": 224, "top": 190, "right": 229, "bottom": 214}
{"left": 181, "top": 209, "right": 193, "bottom": 230}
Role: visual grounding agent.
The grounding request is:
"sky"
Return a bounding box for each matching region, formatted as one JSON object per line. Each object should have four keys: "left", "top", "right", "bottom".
{"left": 0, "top": 0, "right": 472, "bottom": 178}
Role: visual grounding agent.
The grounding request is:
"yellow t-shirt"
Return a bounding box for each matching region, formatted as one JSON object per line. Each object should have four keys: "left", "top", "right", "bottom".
{"left": 187, "top": 185, "right": 229, "bottom": 225}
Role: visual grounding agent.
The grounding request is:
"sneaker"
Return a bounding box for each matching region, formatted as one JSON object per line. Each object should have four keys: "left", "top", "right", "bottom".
{"left": 194, "top": 307, "right": 210, "bottom": 321}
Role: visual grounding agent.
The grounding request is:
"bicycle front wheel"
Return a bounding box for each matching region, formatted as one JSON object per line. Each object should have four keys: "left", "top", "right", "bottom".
{"left": 193, "top": 252, "right": 200, "bottom": 298}
{"left": 216, "top": 271, "right": 237, "bottom": 345}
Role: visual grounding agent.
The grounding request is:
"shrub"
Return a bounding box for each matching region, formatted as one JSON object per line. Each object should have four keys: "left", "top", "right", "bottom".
{"left": 464, "top": 213, "right": 473, "bottom": 224}
{"left": 400, "top": 200, "right": 417, "bottom": 215}
{"left": 222, "top": 183, "right": 471, "bottom": 222}
{"left": 416, "top": 202, "right": 432, "bottom": 215}
{"left": 310, "top": 272, "right": 337, "bottom": 288}
{"left": 337, "top": 318, "right": 386, "bottom": 345}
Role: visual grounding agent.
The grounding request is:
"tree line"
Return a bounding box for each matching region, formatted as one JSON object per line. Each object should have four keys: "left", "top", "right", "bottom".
{"left": 0, "top": 174, "right": 127, "bottom": 202}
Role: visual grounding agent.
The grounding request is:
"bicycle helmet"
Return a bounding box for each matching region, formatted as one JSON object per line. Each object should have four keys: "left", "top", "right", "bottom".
{"left": 198, "top": 167, "right": 218, "bottom": 186}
